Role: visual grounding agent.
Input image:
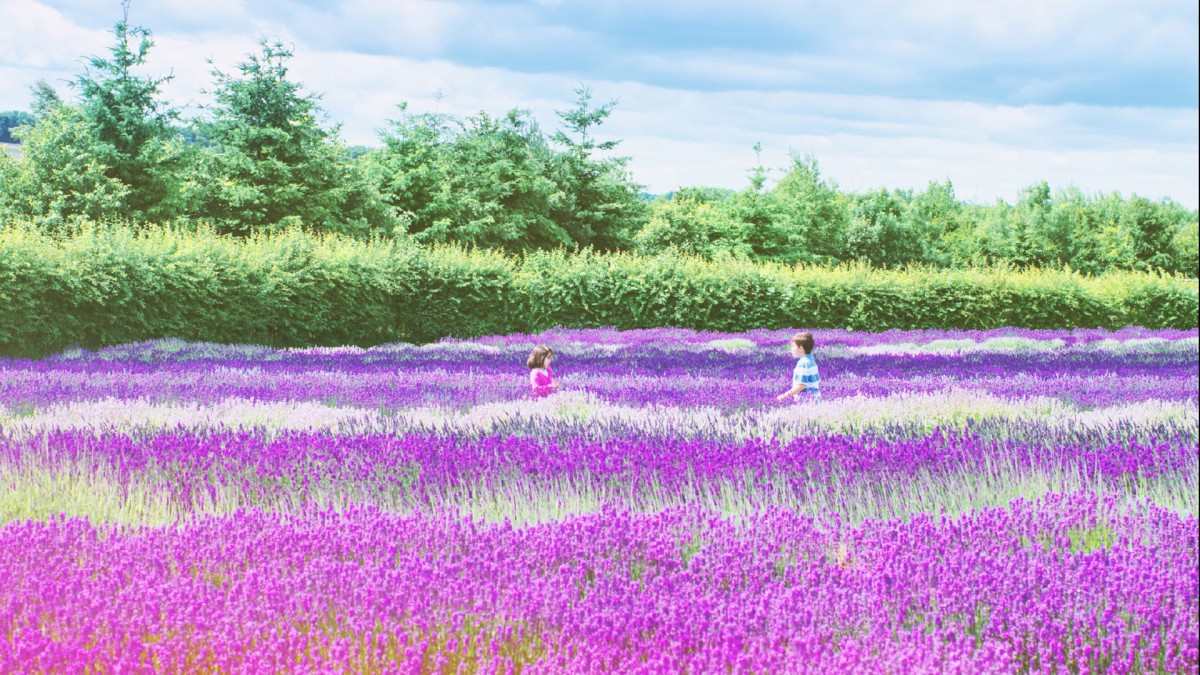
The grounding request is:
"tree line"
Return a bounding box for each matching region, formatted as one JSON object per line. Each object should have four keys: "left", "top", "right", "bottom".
{"left": 0, "top": 12, "right": 1195, "bottom": 276}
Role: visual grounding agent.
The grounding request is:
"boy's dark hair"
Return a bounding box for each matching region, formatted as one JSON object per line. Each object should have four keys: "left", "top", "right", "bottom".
{"left": 527, "top": 344, "right": 554, "bottom": 369}
{"left": 790, "top": 332, "right": 814, "bottom": 354}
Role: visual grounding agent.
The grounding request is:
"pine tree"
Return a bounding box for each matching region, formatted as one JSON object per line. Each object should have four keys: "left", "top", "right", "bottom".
{"left": 70, "top": 2, "right": 181, "bottom": 221}
{"left": 196, "top": 39, "right": 397, "bottom": 235}
{"left": 550, "top": 86, "right": 647, "bottom": 250}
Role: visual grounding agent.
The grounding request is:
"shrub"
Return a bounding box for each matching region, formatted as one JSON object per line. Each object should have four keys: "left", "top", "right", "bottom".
{"left": 0, "top": 223, "right": 1195, "bottom": 357}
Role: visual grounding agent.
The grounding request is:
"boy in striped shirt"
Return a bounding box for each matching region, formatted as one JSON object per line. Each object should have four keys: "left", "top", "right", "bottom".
{"left": 775, "top": 332, "right": 822, "bottom": 403}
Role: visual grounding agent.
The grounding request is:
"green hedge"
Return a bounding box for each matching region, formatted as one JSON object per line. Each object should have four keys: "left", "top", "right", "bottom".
{"left": 1, "top": 223, "right": 1195, "bottom": 357}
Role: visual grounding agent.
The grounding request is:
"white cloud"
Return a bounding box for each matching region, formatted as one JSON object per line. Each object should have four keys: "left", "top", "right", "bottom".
{"left": 0, "top": 0, "right": 107, "bottom": 69}
{"left": 265, "top": 48, "right": 1196, "bottom": 203}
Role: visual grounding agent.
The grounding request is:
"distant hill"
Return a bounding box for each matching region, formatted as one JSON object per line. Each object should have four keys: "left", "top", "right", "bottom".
{"left": 0, "top": 142, "right": 21, "bottom": 159}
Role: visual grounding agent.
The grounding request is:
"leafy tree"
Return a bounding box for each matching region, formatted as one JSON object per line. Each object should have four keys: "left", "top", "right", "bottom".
{"left": 444, "top": 108, "right": 567, "bottom": 249}
{"left": 970, "top": 198, "right": 1022, "bottom": 265}
{"left": 1172, "top": 217, "right": 1199, "bottom": 275}
{"left": 70, "top": 3, "right": 182, "bottom": 221}
{"left": 368, "top": 86, "right": 647, "bottom": 252}
{"left": 844, "top": 188, "right": 923, "bottom": 268}
{"left": 1121, "top": 195, "right": 1175, "bottom": 271}
{"left": 634, "top": 192, "right": 751, "bottom": 259}
{"left": 672, "top": 186, "right": 736, "bottom": 203}
{"left": 770, "top": 154, "right": 850, "bottom": 263}
{"left": 911, "top": 180, "right": 969, "bottom": 266}
{"left": 364, "top": 105, "right": 457, "bottom": 238}
{"left": 1089, "top": 191, "right": 1136, "bottom": 271}
{"left": 1045, "top": 187, "right": 1104, "bottom": 274}
{"left": 549, "top": 86, "right": 648, "bottom": 249}
{"left": 194, "top": 39, "right": 398, "bottom": 235}
{"left": 0, "top": 104, "right": 129, "bottom": 229}
{"left": 1012, "top": 180, "right": 1075, "bottom": 267}
{"left": 0, "top": 111, "right": 35, "bottom": 144}
{"left": 172, "top": 123, "right": 214, "bottom": 148}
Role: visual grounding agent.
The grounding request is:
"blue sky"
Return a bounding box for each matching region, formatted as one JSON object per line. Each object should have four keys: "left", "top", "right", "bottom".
{"left": 2, "top": 0, "right": 1197, "bottom": 206}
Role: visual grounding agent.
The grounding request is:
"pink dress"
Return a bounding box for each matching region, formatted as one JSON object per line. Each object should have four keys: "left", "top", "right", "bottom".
{"left": 530, "top": 365, "right": 555, "bottom": 397}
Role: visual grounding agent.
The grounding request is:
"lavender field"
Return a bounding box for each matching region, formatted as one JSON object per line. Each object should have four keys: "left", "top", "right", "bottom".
{"left": 1, "top": 328, "right": 1197, "bottom": 673}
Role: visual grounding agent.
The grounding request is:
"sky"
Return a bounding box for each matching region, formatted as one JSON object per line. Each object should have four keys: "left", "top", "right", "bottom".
{"left": 1, "top": 0, "right": 1197, "bottom": 206}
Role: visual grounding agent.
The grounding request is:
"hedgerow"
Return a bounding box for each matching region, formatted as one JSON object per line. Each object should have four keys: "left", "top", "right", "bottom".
{"left": 1, "top": 223, "right": 1195, "bottom": 357}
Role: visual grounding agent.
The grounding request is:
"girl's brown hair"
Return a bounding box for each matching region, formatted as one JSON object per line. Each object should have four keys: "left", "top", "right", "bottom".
{"left": 527, "top": 344, "right": 554, "bottom": 369}
{"left": 790, "top": 332, "right": 814, "bottom": 354}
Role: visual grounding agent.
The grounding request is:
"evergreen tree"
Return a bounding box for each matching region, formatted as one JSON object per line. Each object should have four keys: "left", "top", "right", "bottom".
{"left": 70, "top": 2, "right": 182, "bottom": 221}
{"left": 770, "top": 154, "right": 850, "bottom": 263}
{"left": 550, "top": 86, "right": 648, "bottom": 250}
{"left": 195, "top": 39, "right": 398, "bottom": 235}
{"left": 728, "top": 144, "right": 808, "bottom": 264}
{"left": 446, "top": 108, "right": 567, "bottom": 249}
{"left": 368, "top": 103, "right": 586, "bottom": 250}
{"left": 364, "top": 105, "right": 458, "bottom": 239}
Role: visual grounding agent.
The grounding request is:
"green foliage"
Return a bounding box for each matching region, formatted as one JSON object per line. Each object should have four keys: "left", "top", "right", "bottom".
{"left": 1, "top": 223, "right": 1193, "bottom": 357}
{"left": 1173, "top": 218, "right": 1198, "bottom": 275}
{"left": 516, "top": 248, "right": 789, "bottom": 331}
{"left": 365, "top": 89, "right": 647, "bottom": 252}
{"left": 70, "top": 10, "right": 183, "bottom": 222}
{"left": 0, "top": 223, "right": 532, "bottom": 356}
{"left": 910, "top": 180, "right": 967, "bottom": 267}
{"left": 367, "top": 105, "right": 567, "bottom": 249}
{"left": 397, "top": 245, "right": 521, "bottom": 342}
{"left": 0, "top": 111, "right": 35, "bottom": 144}
{"left": 363, "top": 106, "right": 456, "bottom": 238}
{"left": 1120, "top": 196, "right": 1175, "bottom": 271}
{"left": 549, "top": 86, "right": 648, "bottom": 249}
{"left": 193, "top": 40, "right": 399, "bottom": 236}
{"left": 634, "top": 192, "right": 750, "bottom": 259}
{"left": 762, "top": 154, "right": 850, "bottom": 263}
{"left": 636, "top": 176, "right": 812, "bottom": 265}
{"left": 0, "top": 105, "right": 130, "bottom": 229}
{"left": 729, "top": 164, "right": 805, "bottom": 265}
{"left": 844, "top": 189, "right": 924, "bottom": 268}
{"left": 630, "top": 154, "right": 1197, "bottom": 276}
{"left": 631, "top": 153, "right": 855, "bottom": 266}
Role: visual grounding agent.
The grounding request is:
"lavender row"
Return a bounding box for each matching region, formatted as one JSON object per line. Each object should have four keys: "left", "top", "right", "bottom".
{"left": 5, "top": 425, "right": 1195, "bottom": 519}
{"left": 4, "top": 393, "right": 1194, "bottom": 451}
{"left": 1, "top": 335, "right": 1195, "bottom": 412}
{"left": 2, "top": 493, "right": 1194, "bottom": 673}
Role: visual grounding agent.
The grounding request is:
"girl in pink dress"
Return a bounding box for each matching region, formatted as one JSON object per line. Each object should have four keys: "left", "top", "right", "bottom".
{"left": 527, "top": 344, "right": 559, "bottom": 397}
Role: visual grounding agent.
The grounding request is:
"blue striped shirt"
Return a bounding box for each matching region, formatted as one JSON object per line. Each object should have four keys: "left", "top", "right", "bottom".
{"left": 792, "top": 354, "right": 821, "bottom": 401}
